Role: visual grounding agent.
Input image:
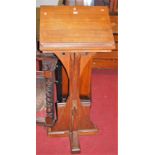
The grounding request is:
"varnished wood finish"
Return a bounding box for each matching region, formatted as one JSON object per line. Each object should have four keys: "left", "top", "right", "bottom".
{"left": 61, "top": 57, "right": 92, "bottom": 101}
{"left": 40, "top": 6, "right": 114, "bottom": 153}
{"left": 113, "top": 0, "right": 118, "bottom": 14}
{"left": 62, "top": 67, "right": 69, "bottom": 99}
{"left": 40, "top": 6, "right": 115, "bottom": 51}
{"left": 110, "top": 15, "right": 118, "bottom": 34}
{"left": 110, "top": 0, "right": 118, "bottom": 15}
{"left": 92, "top": 55, "right": 118, "bottom": 69}
{"left": 92, "top": 15, "right": 118, "bottom": 69}
{"left": 65, "top": 0, "right": 84, "bottom": 6}
{"left": 80, "top": 58, "right": 92, "bottom": 99}
{"left": 48, "top": 53, "right": 98, "bottom": 137}
{"left": 70, "top": 131, "right": 81, "bottom": 153}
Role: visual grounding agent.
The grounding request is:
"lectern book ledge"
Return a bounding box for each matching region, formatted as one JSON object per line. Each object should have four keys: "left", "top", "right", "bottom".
{"left": 39, "top": 6, "right": 115, "bottom": 154}
{"left": 40, "top": 6, "right": 115, "bottom": 51}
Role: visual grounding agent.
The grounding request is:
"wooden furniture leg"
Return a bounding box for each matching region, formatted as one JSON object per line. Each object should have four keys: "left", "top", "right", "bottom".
{"left": 61, "top": 58, "right": 92, "bottom": 103}
{"left": 69, "top": 53, "right": 81, "bottom": 153}
{"left": 69, "top": 131, "right": 80, "bottom": 153}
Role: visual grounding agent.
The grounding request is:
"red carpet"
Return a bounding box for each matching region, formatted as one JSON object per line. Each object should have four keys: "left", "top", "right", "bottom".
{"left": 36, "top": 69, "right": 118, "bottom": 155}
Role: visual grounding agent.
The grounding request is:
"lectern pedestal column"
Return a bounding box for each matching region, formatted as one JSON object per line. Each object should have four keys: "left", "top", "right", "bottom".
{"left": 47, "top": 52, "right": 98, "bottom": 153}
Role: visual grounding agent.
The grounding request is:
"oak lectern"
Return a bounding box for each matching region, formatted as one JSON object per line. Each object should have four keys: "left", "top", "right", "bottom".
{"left": 39, "top": 6, "right": 115, "bottom": 153}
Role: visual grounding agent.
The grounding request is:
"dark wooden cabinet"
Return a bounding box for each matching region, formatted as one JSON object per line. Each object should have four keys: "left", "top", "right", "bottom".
{"left": 92, "top": 15, "right": 118, "bottom": 69}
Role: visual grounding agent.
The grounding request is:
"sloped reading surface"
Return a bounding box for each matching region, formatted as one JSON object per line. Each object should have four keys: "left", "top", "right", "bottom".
{"left": 40, "top": 6, "right": 115, "bottom": 51}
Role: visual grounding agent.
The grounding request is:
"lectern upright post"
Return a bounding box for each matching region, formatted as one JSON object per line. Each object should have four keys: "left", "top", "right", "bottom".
{"left": 40, "top": 6, "right": 115, "bottom": 153}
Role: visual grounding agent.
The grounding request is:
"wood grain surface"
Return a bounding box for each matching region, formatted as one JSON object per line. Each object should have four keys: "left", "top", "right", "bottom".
{"left": 40, "top": 6, "right": 115, "bottom": 51}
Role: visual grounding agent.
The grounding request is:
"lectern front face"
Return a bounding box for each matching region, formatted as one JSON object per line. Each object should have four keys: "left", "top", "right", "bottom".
{"left": 39, "top": 6, "right": 115, "bottom": 154}
{"left": 40, "top": 6, "right": 115, "bottom": 51}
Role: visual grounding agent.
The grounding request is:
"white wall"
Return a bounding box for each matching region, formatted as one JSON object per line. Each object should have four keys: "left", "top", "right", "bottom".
{"left": 36, "top": 0, "right": 59, "bottom": 7}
